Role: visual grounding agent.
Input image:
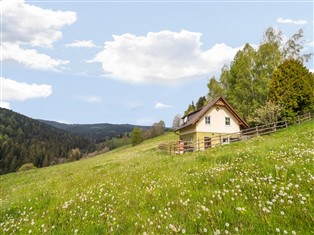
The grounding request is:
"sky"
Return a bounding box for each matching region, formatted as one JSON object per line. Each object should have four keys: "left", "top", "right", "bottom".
{"left": 1, "top": 0, "right": 313, "bottom": 127}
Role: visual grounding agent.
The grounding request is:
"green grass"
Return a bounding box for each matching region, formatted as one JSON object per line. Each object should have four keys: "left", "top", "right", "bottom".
{"left": 1, "top": 122, "right": 313, "bottom": 234}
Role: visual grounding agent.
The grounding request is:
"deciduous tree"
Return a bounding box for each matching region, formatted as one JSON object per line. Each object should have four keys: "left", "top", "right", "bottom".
{"left": 131, "top": 127, "right": 143, "bottom": 146}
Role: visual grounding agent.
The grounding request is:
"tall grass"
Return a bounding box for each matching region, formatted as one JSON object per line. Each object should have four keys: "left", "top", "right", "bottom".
{"left": 1, "top": 121, "right": 313, "bottom": 234}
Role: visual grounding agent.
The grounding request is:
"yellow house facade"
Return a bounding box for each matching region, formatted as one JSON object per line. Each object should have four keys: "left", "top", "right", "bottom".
{"left": 176, "top": 96, "right": 249, "bottom": 151}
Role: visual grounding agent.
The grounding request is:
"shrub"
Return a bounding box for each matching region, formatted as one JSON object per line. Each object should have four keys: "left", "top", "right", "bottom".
{"left": 18, "top": 163, "right": 37, "bottom": 172}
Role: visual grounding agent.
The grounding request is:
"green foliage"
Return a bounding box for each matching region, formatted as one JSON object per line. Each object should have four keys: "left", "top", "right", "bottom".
{"left": 68, "top": 148, "right": 82, "bottom": 162}
{"left": 207, "top": 76, "right": 225, "bottom": 99}
{"left": 1, "top": 122, "right": 313, "bottom": 234}
{"left": 269, "top": 59, "right": 314, "bottom": 118}
{"left": 250, "top": 100, "right": 282, "bottom": 125}
{"left": 18, "top": 163, "right": 37, "bottom": 172}
{"left": 195, "top": 96, "right": 207, "bottom": 110}
{"left": 225, "top": 43, "right": 259, "bottom": 120}
{"left": 42, "top": 120, "right": 148, "bottom": 143}
{"left": 0, "top": 108, "right": 94, "bottom": 174}
{"left": 207, "top": 27, "right": 312, "bottom": 122}
{"left": 131, "top": 127, "right": 143, "bottom": 146}
{"left": 184, "top": 101, "right": 196, "bottom": 115}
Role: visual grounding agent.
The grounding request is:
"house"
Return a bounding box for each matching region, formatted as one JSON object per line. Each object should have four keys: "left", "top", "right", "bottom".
{"left": 176, "top": 96, "right": 249, "bottom": 150}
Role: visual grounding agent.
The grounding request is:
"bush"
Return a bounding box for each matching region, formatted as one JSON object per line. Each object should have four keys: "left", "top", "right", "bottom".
{"left": 18, "top": 163, "right": 37, "bottom": 172}
{"left": 157, "top": 143, "right": 168, "bottom": 151}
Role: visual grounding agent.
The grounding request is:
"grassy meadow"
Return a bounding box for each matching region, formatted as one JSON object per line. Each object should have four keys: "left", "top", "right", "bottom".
{"left": 1, "top": 120, "right": 313, "bottom": 234}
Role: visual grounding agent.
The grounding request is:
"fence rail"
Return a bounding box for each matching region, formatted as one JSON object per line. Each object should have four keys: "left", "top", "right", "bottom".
{"left": 160, "top": 113, "right": 312, "bottom": 155}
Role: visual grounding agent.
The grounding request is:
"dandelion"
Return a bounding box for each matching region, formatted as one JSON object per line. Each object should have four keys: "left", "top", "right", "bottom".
{"left": 182, "top": 229, "right": 186, "bottom": 233}
{"left": 225, "top": 223, "right": 230, "bottom": 227}
{"left": 276, "top": 228, "right": 280, "bottom": 233}
{"left": 284, "top": 230, "right": 288, "bottom": 234}
{"left": 214, "top": 230, "right": 221, "bottom": 235}
{"left": 292, "top": 231, "right": 296, "bottom": 235}
{"left": 28, "top": 230, "right": 32, "bottom": 234}
{"left": 280, "top": 211, "right": 285, "bottom": 215}
{"left": 204, "top": 228, "right": 208, "bottom": 232}
{"left": 235, "top": 227, "right": 239, "bottom": 232}
{"left": 74, "top": 229, "right": 78, "bottom": 234}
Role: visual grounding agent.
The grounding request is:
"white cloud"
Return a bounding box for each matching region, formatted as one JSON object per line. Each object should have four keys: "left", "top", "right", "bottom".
{"left": 0, "top": 0, "right": 76, "bottom": 70}
{"left": 2, "top": 77, "right": 52, "bottom": 101}
{"left": 1, "top": 77, "right": 52, "bottom": 107}
{"left": 0, "top": 101, "right": 11, "bottom": 109}
{"left": 65, "top": 40, "right": 98, "bottom": 48}
{"left": 154, "top": 102, "right": 172, "bottom": 109}
{"left": 90, "top": 30, "right": 242, "bottom": 84}
{"left": 277, "top": 17, "right": 307, "bottom": 25}
{"left": 2, "top": 43, "right": 69, "bottom": 70}
{"left": 80, "top": 96, "right": 102, "bottom": 103}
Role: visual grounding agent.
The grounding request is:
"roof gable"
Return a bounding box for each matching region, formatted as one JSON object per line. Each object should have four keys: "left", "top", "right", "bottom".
{"left": 177, "top": 96, "right": 249, "bottom": 131}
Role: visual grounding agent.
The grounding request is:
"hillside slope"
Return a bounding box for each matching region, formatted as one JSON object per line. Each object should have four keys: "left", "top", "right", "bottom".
{"left": 0, "top": 108, "right": 94, "bottom": 174}
{"left": 40, "top": 120, "right": 150, "bottom": 142}
{"left": 0, "top": 121, "right": 313, "bottom": 234}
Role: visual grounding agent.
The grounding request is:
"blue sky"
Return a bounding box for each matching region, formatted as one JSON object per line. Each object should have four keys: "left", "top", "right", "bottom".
{"left": 1, "top": 0, "right": 313, "bottom": 127}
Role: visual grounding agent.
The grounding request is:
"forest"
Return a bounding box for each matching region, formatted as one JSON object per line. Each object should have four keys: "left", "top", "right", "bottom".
{"left": 0, "top": 108, "right": 94, "bottom": 174}
{"left": 40, "top": 120, "right": 149, "bottom": 143}
{"left": 181, "top": 27, "right": 313, "bottom": 126}
{"left": 0, "top": 109, "right": 168, "bottom": 174}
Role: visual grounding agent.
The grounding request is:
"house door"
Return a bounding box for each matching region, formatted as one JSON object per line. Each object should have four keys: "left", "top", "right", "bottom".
{"left": 204, "top": 137, "right": 211, "bottom": 149}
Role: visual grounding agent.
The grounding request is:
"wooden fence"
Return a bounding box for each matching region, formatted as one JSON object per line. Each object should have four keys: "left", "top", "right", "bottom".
{"left": 160, "top": 113, "right": 312, "bottom": 155}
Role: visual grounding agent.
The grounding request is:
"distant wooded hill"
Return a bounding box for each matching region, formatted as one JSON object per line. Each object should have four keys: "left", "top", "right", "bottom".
{"left": 39, "top": 120, "right": 150, "bottom": 143}
{"left": 0, "top": 108, "right": 94, "bottom": 174}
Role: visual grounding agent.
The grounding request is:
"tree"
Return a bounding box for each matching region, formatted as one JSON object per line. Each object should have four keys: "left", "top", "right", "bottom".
{"left": 207, "top": 76, "right": 225, "bottom": 99}
{"left": 142, "top": 120, "right": 166, "bottom": 139}
{"left": 196, "top": 96, "right": 207, "bottom": 109}
{"left": 250, "top": 101, "right": 282, "bottom": 125}
{"left": 254, "top": 27, "right": 282, "bottom": 104}
{"left": 212, "top": 27, "right": 312, "bottom": 122}
{"left": 156, "top": 120, "right": 166, "bottom": 135}
{"left": 269, "top": 59, "right": 314, "bottom": 118}
{"left": 282, "top": 29, "right": 312, "bottom": 63}
{"left": 172, "top": 114, "right": 181, "bottom": 130}
{"left": 225, "top": 43, "right": 258, "bottom": 121}
{"left": 184, "top": 101, "right": 196, "bottom": 115}
{"left": 131, "top": 127, "right": 143, "bottom": 146}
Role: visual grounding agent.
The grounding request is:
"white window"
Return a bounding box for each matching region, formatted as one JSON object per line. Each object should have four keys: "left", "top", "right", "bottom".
{"left": 225, "top": 117, "right": 231, "bottom": 125}
{"left": 205, "top": 116, "right": 211, "bottom": 124}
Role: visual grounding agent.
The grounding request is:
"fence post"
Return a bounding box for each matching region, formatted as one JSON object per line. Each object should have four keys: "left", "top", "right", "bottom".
{"left": 255, "top": 126, "right": 258, "bottom": 136}
{"left": 197, "top": 138, "right": 199, "bottom": 151}
{"left": 285, "top": 121, "right": 288, "bottom": 128}
{"left": 169, "top": 142, "right": 172, "bottom": 155}
{"left": 297, "top": 116, "right": 300, "bottom": 124}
